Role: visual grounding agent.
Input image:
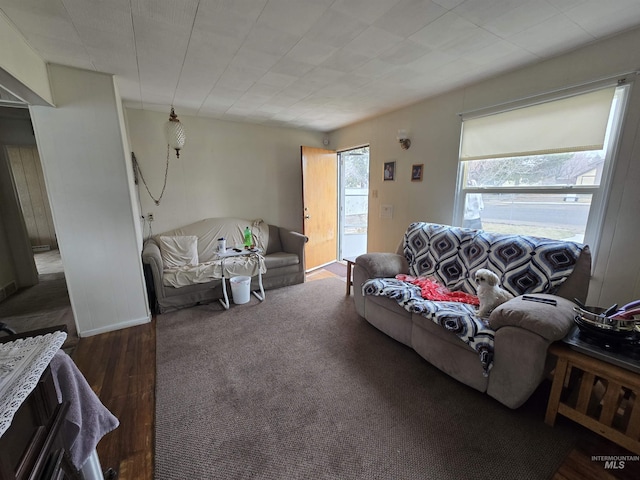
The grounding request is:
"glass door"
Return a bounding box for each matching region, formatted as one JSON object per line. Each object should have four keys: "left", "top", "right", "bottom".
{"left": 339, "top": 146, "right": 369, "bottom": 260}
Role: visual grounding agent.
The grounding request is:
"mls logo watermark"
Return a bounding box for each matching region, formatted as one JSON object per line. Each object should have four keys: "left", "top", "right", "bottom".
{"left": 592, "top": 455, "right": 639, "bottom": 470}
{"left": 605, "top": 460, "right": 625, "bottom": 469}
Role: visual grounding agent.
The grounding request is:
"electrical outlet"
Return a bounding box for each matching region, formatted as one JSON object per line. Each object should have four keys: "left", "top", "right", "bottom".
{"left": 148, "top": 213, "right": 154, "bottom": 222}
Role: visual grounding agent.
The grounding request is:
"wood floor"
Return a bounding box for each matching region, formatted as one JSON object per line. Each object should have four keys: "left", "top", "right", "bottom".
{"left": 72, "top": 321, "right": 155, "bottom": 480}
{"left": 71, "top": 266, "right": 640, "bottom": 480}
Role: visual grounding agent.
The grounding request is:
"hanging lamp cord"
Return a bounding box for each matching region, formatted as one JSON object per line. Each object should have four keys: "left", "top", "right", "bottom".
{"left": 132, "top": 148, "right": 170, "bottom": 206}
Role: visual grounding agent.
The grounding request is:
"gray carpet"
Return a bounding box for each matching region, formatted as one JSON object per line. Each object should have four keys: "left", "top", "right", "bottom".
{"left": 155, "top": 278, "right": 580, "bottom": 480}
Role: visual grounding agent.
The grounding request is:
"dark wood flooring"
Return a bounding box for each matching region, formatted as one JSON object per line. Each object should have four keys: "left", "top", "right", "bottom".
{"left": 73, "top": 321, "right": 155, "bottom": 480}
{"left": 70, "top": 267, "right": 640, "bottom": 480}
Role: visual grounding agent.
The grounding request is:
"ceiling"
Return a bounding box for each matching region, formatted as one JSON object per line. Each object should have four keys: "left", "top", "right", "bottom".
{"left": 2, "top": 0, "right": 640, "bottom": 132}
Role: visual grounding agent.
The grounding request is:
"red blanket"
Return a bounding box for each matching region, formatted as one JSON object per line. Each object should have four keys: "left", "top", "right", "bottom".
{"left": 396, "top": 274, "right": 479, "bottom": 306}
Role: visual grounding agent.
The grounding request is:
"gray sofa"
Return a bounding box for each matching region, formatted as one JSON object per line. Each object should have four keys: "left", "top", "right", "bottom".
{"left": 142, "top": 217, "right": 307, "bottom": 313}
{"left": 354, "top": 222, "right": 592, "bottom": 409}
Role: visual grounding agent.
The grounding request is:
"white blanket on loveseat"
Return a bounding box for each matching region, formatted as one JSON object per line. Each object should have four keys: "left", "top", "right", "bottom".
{"left": 162, "top": 254, "right": 266, "bottom": 288}
{"left": 157, "top": 218, "right": 269, "bottom": 288}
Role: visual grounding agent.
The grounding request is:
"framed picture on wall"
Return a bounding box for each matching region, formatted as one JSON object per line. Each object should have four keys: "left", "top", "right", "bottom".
{"left": 383, "top": 161, "right": 396, "bottom": 181}
{"left": 411, "top": 164, "right": 423, "bottom": 182}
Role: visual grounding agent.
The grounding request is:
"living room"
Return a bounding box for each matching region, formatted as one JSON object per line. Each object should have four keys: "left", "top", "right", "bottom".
{"left": 1, "top": 3, "right": 639, "bottom": 338}
{"left": 2, "top": 1, "right": 640, "bottom": 479}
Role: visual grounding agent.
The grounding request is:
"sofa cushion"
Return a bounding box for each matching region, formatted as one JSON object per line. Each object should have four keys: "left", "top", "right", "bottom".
{"left": 264, "top": 252, "right": 299, "bottom": 269}
{"left": 411, "top": 315, "right": 488, "bottom": 393}
{"left": 363, "top": 277, "right": 494, "bottom": 375}
{"left": 365, "top": 295, "right": 413, "bottom": 346}
{"left": 158, "top": 236, "right": 198, "bottom": 269}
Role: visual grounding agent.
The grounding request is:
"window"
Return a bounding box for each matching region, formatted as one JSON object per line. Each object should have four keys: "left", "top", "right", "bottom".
{"left": 454, "top": 80, "right": 631, "bottom": 253}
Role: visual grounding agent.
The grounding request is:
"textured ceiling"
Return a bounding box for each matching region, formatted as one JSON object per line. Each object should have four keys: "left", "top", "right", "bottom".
{"left": 2, "top": 0, "right": 640, "bottom": 131}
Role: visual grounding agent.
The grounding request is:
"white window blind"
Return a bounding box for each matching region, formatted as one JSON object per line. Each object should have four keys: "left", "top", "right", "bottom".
{"left": 460, "top": 87, "right": 616, "bottom": 161}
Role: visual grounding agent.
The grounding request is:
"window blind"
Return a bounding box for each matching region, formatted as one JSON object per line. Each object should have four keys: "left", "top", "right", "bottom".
{"left": 460, "top": 87, "right": 616, "bottom": 161}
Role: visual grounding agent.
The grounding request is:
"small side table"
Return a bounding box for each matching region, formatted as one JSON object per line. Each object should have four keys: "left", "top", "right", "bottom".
{"left": 344, "top": 256, "right": 357, "bottom": 296}
{"left": 545, "top": 343, "right": 640, "bottom": 454}
{"left": 217, "top": 249, "right": 265, "bottom": 310}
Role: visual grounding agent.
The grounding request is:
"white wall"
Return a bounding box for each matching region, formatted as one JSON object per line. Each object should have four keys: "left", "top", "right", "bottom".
{"left": 30, "top": 65, "right": 149, "bottom": 336}
{"left": 0, "top": 11, "right": 52, "bottom": 105}
{"left": 115, "top": 85, "right": 144, "bottom": 250}
{"left": 330, "top": 90, "right": 463, "bottom": 256}
{"left": 126, "top": 109, "right": 325, "bottom": 234}
{"left": 330, "top": 26, "right": 640, "bottom": 307}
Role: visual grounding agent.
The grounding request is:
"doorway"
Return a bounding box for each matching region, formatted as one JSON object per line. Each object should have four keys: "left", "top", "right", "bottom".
{"left": 6, "top": 145, "right": 63, "bottom": 277}
{"left": 339, "top": 146, "right": 369, "bottom": 259}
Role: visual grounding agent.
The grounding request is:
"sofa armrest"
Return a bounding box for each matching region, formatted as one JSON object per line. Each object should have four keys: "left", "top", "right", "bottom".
{"left": 355, "top": 253, "right": 408, "bottom": 279}
{"left": 488, "top": 294, "right": 576, "bottom": 342}
{"left": 487, "top": 326, "right": 553, "bottom": 408}
{"left": 142, "top": 240, "right": 165, "bottom": 300}
{"left": 279, "top": 227, "right": 307, "bottom": 254}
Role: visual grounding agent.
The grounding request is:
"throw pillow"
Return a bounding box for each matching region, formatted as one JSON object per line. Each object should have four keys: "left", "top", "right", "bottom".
{"left": 159, "top": 235, "right": 199, "bottom": 269}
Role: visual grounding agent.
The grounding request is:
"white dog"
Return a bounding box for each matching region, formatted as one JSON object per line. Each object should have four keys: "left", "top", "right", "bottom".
{"left": 475, "top": 268, "right": 514, "bottom": 318}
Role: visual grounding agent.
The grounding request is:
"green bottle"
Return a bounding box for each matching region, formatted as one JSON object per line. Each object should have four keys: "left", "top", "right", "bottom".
{"left": 243, "top": 226, "right": 252, "bottom": 248}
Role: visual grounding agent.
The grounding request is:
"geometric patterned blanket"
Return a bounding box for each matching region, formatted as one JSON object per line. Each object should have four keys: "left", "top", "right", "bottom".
{"left": 362, "top": 278, "right": 495, "bottom": 376}
{"left": 404, "top": 222, "right": 584, "bottom": 297}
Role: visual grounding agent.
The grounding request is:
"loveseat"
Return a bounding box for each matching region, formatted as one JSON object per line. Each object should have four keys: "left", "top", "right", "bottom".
{"left": 354, "top": 222, "right": 591, "bottom": 409}
{"left": 142, "top": 218, "right": 307, "bottom": 313}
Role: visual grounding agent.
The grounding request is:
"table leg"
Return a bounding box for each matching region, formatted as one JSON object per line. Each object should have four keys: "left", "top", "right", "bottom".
{"left": 545, "top": 357, "right": 569, "bottom": 426}
{"left": 346, "top": 260, "right": 354, "bottom": 295}
{"left": 252, "top": 270, "right": 265, "bottom": 301}
{"left": 219, "top": 275, "right": 230, "bottom": 310}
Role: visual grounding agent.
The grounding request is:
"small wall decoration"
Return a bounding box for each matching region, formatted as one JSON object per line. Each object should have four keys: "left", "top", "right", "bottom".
{"left": 411, "top": 164, "right": 423, "bottom": 182}
{"left": 383, "top": 161, "right": 396, "bottom": 181}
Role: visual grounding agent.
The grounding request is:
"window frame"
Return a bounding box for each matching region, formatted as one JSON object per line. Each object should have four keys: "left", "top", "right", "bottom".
{"left": 453, "top": 77, "right": 633, "bottom": 260}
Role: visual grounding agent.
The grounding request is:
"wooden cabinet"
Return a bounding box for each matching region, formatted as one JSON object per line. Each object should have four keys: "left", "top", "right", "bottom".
{"left": 0, "top": 327, "right": 78, "bottom": 480}
{"left": 0, "top": 367, "right": 77, "bottom": 480}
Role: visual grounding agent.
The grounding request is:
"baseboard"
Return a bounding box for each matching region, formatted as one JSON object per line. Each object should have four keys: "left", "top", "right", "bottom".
{"left": 0, "top": 281, "right": 17, "bottom": 302}
{"left": 78, "top": 314, "right": 151, "bottom": 338}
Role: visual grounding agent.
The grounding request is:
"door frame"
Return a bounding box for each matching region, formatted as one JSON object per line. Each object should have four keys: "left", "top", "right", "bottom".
{"left": 337, "top": 145, "right": 370, "bottom": 260}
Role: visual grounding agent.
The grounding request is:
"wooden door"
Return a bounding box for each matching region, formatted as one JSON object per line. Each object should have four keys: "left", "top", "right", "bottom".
{"left": 7, "top": 146, "right": 58, "bottom": 249}
{"left": 301, "top": 146, "right": 338, "bottom": 271}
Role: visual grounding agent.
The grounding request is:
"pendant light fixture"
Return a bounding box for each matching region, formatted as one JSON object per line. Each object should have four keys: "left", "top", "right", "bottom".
{"left": 165, "top": 107, "right": 186, "bottom": 158}
{"left": 133, "top": 106, "right": 187, "bottom": 206}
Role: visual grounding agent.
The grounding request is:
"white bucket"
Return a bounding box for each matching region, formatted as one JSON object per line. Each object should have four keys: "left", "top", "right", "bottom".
{"left": 230, "top": 276, "right": 251, "bottom": 304}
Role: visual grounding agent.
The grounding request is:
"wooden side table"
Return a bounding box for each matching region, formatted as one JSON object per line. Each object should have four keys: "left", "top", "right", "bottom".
{"left": 344, "top": 256, "right": 358, "bottom": 295}
{"left": 545, "top": 343, "right": 640, "bottom": 454}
